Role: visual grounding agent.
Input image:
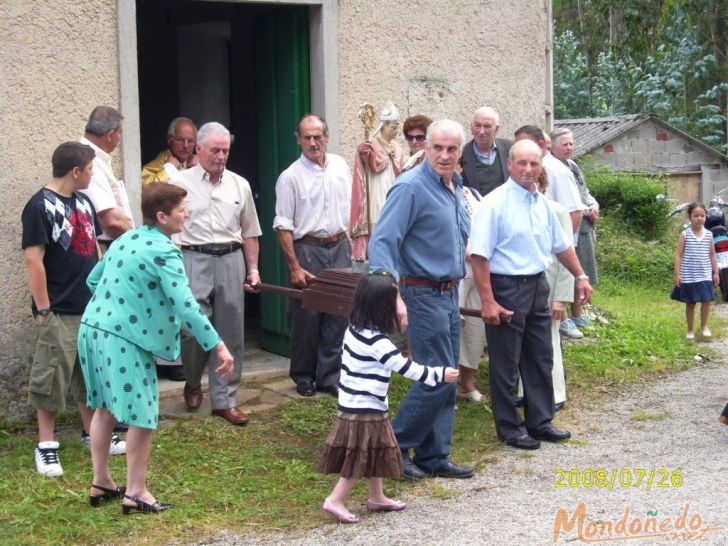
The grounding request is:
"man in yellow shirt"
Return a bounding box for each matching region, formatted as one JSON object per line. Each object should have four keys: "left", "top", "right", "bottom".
{"left": 141, "top": 117, "right": 198, "bottom": 381}
{"left": 141, "top": 117, "right": 198, "bottom": 186}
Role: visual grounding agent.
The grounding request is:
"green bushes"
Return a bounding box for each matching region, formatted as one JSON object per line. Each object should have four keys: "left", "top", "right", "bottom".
{"left": 581, "top": 166, "right": 676, "bottom": 286}
{"left": 586, "top": 168, "right": 670, "bottom": 239}
{"left": 595, "top": 215, "right": 675, "bottom": 287}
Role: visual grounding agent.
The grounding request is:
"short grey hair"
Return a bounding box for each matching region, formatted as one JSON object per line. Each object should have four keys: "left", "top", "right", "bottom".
{"left": 295, "top": 114, "right": 329, "bottom": 137}
{"left": 426, "top": 119, "right": 467, "bottom": 153}
{"left": 473, "top": 106, "right": 500, "bottom": 126}
{"left": 167, "top": 117, "right": 197, "bottom": 138}
{"left": 197, "top": 122, "right": 230, "bottom": 146}
{"left": 85, "top": 106, "right": 123, "bottom": 136}
{"left": 550, "top": 128, "right": 573, "bottom": 147}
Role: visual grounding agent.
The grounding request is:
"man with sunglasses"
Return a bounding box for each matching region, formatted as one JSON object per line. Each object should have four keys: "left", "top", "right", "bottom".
{"left": 460, "top": 106, "right": 512, "bottom": 197}
{"left": 141, "top": 117, "right": 199, "bottom": 187}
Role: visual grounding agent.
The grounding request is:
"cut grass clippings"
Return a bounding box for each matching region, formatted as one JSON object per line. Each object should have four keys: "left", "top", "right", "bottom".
{"left": 0, "top": 278, "right": 723, "bottom": 545}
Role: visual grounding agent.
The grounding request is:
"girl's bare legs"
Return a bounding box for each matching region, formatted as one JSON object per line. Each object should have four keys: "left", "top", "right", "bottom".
{"left": 367, "top": 477, "right": 396, "bottom": 504}
{"left": 700, "top": 302, "right": 711, "bottom": 332}
{"left": 326, "top": 477, "right": 358, "bottom": 513}
{"left": 686, "top": 303, "right": 696, "bottom": 335}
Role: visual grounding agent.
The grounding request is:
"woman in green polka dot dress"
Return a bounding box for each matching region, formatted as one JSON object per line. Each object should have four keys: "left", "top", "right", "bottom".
{"left": 78, "top": 183, "right": 234, "bottom": 514}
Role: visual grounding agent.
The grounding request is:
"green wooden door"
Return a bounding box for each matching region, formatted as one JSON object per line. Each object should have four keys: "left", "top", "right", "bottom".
{"left": 254, "top": 7, "right": 311, "bottom": 356}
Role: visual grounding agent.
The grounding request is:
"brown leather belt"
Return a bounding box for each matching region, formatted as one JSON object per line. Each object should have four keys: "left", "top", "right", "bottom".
{"left": 181, "top": 243, "right": 242, "bottom": 256}
{"left": 401, "top": 277, "right": 456, "bottom": 290}
{"left": 300, "top": 232, "right": 346, "bottom": 245}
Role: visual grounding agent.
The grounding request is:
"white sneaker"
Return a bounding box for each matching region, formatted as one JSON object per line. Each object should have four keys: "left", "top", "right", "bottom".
{"left": 35, "top": 441, "right": 63, "bottom": 477}
{"left": 81, "top": 431, "right": 127, "bottom": 455}
{"left": 702, "top": 328, "right": 712, "bottom": 338}
{"left": 559, "top": 318, "right": 584, "bottom": 339}
{"left": 109, "top": 433, "right": 126, "bottom": 455}
{"left": 686, "top": 332, "right": 695, "bottom": 340}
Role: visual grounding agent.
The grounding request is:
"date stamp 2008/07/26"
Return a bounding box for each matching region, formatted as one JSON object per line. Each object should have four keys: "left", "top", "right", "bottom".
{"left": 554, "top": 468, "right": 683, "bottom": 491}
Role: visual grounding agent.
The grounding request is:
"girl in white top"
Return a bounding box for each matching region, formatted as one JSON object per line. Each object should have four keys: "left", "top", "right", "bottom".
{"left": 317, "top": 272, "right": 458, "bottom": 523}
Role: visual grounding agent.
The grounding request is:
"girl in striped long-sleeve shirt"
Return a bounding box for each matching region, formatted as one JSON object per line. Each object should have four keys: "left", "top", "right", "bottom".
{"left": 317, "top": 272, "right": 458, "bottom": 523}
{"left": 670, "top": 202, "right": 719, "bottom": 339}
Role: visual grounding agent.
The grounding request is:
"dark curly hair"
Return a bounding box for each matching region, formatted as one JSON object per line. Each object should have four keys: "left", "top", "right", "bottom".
{"left": 350, "top": 272, "right": 400, "bottom": 334}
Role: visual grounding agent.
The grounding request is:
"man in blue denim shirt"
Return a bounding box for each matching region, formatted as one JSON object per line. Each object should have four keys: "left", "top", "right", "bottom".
{"left": 368, "top": 119, "right": 474, "bottom": 480}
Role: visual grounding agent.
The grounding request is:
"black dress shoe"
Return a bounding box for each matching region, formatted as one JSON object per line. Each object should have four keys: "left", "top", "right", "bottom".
{"left": 316, "top": 384, "right": 339, "bottom": 398}
{"left": 428, "top": 461, "right": 474, "bottom": 479}
{"left": 296, "top": 381, "right": 315, "bottom": 397}
{"left": 554, "top": 402, "right": 565, "bottom": 412}
{"left": 156, "top": 365, "right": 185, "bottom": 382}
{"left": 514, "top": 396, "right": 525, "bottom": 408}
{"left": 505, "top": 434, "right": 541, "bottom": 450}
{"left": 401, "top": 459, "right": 425, "bottom": 480}
{"left": 529, "top": 426, "right": 571, "bottom": 442}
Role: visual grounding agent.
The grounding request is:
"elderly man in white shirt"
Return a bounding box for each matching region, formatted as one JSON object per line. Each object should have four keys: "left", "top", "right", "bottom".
{"left": 274, "top": 114, "right": 352, "bottom": 398}
{"left": 79, "top": 106, "right": 134, "bottom": 247}
{"left": 171, "top": 121, "right": 262, "bottom": 426}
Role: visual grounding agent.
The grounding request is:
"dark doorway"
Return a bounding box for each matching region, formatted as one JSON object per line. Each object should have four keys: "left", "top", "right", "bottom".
{"left": 136, "top": 0, "right": 311, "bottom": 354}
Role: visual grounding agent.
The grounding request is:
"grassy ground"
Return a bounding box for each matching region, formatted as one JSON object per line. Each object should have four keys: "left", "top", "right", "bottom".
{"left": 0, "top": 279, "right": 722, "bottom": 545}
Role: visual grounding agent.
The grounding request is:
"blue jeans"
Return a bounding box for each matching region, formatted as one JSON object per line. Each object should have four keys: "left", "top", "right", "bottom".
{"left": 391, "top": 284, "right": 460, "bottom": 472}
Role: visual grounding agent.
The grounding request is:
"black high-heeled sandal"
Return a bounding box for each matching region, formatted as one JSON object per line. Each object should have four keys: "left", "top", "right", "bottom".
{"left": 121, "top": 494, "right": 172, "bottom": 515}
{"left": 89, "top": 484, "right": 126, "bottom": 507}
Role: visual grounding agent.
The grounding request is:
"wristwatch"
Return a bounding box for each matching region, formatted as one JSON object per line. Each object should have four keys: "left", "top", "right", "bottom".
{"left": 37, "top": 307, "right": 51, "bottom": 317}
{"left": 575, "top": 274, "right": 589, "bottom": 282}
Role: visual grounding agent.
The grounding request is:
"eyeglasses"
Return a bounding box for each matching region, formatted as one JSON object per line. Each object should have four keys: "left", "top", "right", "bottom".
{"left": 173, "top": 138, "right": 195, "bottom": 145}
{"left": 405, "top": 134, "right": 426, "bottom": 142}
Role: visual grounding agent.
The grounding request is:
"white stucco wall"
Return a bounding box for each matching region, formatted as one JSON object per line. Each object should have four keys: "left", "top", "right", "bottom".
{"left": 0, "top": 0, "right": 119, "bottom": 417}
{"left": 336, "top": 0, "right": 551, "bottom": 162}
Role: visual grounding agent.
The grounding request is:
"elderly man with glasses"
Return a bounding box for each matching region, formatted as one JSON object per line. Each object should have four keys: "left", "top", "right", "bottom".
{"left": 141, "top": 117, "right": 199, "bottom": 187}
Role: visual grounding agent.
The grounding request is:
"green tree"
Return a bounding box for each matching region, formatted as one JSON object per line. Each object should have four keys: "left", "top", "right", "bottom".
{"left": 553, "top": 0, "right": 727, "bottom": 151}
{"left": 553, "top": 30, "right": 591, "bottom": 118}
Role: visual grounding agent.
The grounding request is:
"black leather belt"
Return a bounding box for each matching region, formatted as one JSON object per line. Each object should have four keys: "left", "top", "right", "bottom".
{"left": 181, "top": 243, "right": 242, "bottom": 256}
{"left": 401, "top": 277, "right": 456, "bottom": 290}
{"left": 492, "top": 272, "right": 545, "bottom": 281}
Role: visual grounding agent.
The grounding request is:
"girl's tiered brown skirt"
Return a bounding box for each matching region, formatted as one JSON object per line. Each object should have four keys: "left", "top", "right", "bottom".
{"left": 316, "top": 411, "right": 403, "bottom": 479}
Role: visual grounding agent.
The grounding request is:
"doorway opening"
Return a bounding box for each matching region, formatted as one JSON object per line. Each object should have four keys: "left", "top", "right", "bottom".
{"left": 136, "top": 0, "right": 312, "bottom": 354}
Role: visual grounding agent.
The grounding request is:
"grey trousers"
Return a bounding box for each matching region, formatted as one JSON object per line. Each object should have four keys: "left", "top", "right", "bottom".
{"left": 288, "top": 238, "right": 351, "bottom": 388}
{"left": 485, "top": 273, "right": 555, "bottom": 441}
{"left": 180, "top": 249, "right": 245, "bottom": 410}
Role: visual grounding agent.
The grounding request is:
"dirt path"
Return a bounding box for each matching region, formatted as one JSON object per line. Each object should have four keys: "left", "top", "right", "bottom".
{"left": 204, "top": 309, "right": 728, "bottom": 546}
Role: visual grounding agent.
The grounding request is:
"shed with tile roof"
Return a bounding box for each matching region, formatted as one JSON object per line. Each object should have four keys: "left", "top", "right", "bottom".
{"left": 554, "top": 114, "right": 728, "bottom": 205}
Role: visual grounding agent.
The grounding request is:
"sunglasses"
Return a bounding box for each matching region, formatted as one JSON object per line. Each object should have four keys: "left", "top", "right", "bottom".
{"left": 405, "top": 134, "right": 426, "bottom": 142}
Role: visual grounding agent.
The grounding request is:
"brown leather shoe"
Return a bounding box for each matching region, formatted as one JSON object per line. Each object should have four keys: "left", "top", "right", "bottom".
{"left": 212, "top": 407, "right": 250, "bottom": 426}
{"left": 183, "top": 383, "right": 203, "bottom": 410}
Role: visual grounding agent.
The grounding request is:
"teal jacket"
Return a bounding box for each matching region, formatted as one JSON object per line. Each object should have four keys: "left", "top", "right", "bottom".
{"left": 81, "top": 225, "right": 220, "bottom": 360}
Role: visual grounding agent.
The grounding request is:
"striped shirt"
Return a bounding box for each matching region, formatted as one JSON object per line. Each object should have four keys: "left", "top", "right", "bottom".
{"left": 339, "top": 326, "right": 446, "bottom": 413}
{"left": 680, "top": 227, "right": 713, "bottom": 283}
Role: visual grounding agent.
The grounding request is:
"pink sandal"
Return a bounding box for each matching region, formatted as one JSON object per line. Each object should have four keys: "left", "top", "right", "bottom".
{"left": 322, "top": 499, "right": 360, "bottom": 523}
{"left": 367, "top": 499, "right": 407, "bottom": 512}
